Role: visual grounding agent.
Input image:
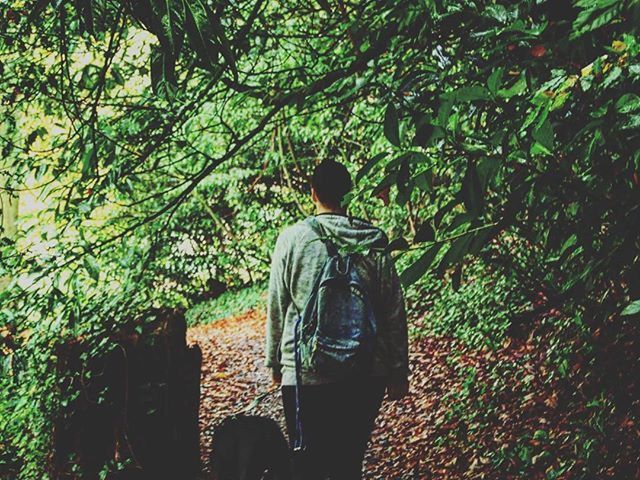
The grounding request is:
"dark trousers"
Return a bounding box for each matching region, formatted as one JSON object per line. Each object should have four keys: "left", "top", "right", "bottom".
{"left": 281, "top": 377, "right": 386, "bottom": 480}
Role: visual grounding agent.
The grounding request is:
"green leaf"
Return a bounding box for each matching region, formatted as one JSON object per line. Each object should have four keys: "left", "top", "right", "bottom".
{"left": 477, "top": 157, "right": 501, "bottom": 190}
{"left": 451, "top": 264, "right": 462, "bottom": 291}
{"left": 468, "top": 227, "right": 494, "bottom": 255}
{"left": 384, "top": 103, "right": 400, "bottom": 147}
{"left": 437, "top": 234, "right": 473, "bottom": 275}
{"left": 201, "top": 0, "right": 237, "bottom": 79}
{"left": 616, "top": 94, "right": 640, "bottom": 114}
{"left": 413, "top": 113, "right": 442, "bottom": 148}
{"left": 150, "top": 47, "right": 177, "bottom": 99}
{"left": 385, "top": 237, "right": 409, "bottom": 254}
{"left": 81, "top": 144, "right": 96, "bottom": 178}
{"left": 571, "top": 1, "right": 621, "bottom": 39}
{"left": 434, "top": 198, "right": 460, "bottom": 227}
{"left": 436, "top": 100, "right": 453, "bottom": 127}
{"left": 371, "top": 172, "right": 397, "bottom": 197}
{"left": 622, "top": 299, "right": 640, "bottom": 316}
{"left": 621, "top": 114, "right": 640, "bottom": 130}
{"left": 385, "top": 152, "right": 411, "bottom": 173}
{"left": 559, "top": 234, "right": 578, "bottom": 257}
{"left": 400, "top": 244, "right": 442, "bottom": 287}
{"left": 84, "top": 256, "right": 100, "bottom": 281}
{"left": 198, "top": 0, "right": 238, "bottom": 81}
{"left": 356, "top": 152, "right": 386, "bottom": 184}
{"left": 396, "top": 155, "right": 413, "bottom": 206}
{"left": 498, "top": 74, "right": 527, "bottom": 99}
{"left": 111, "top": 66, "right": 125, "bottom": 85}
{"left": 602, "top": 66, "right": 622, "bottom": 88}
{"left": 486, "top": 4, "right": 508, "bottom": 23}
{"left": 522, "top": 104, "right": 546, "bottom": 131}
{"left": 487, "top": 68, "right": 504, "bottom": 95}
{"left": 161, "top": 0, "right": 186, "bottom": 57}
{"left": 445, "top": 213, "right": 473, "bottom": 233}
{"left": 183, "top": 0, "right": 218, "bottom": 69}
{"left": 397, "top": 157, "right": 410, "bottom": 188}
{"left": 462, "top": 161, "right": 484, "bottom": 217}
{"left": 412, "top": 168, "right": 433, "bottom": 192}
{"left": 530, "top": 141, "right": 552, "bottom": 156}
{"left": 78, "top": 64, "right": 100, "bottom": 90}
{"left": 533, "top": 119, "right": 554, "bottom": 150}
{"left": 533, "top": 429, "right": 548, "bottom": 441}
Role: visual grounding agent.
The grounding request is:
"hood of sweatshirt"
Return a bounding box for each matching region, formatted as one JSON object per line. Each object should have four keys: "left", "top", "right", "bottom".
{"left": 312, "top": 213, "right": 388, "bottom": 251}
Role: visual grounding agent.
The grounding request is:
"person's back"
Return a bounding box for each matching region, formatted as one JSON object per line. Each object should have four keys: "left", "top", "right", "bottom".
{"left": 265, "top": 159, "right": 409, "bottom": 480}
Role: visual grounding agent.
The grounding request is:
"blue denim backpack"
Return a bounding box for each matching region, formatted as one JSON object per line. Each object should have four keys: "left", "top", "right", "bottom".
{"left": 293, "top": 216, "right": 378, "bottom": 451}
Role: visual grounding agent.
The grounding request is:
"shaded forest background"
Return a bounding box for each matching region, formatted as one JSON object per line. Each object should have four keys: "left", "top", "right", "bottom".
{"left": 1, "top": 0, "right": 639, "bottom": 478}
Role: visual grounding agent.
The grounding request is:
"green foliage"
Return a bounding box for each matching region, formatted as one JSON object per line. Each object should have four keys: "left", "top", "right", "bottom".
{"left": 0, "top": 272, "right": 152, "bottom": 478}
{"left": 185, "top": 282, "right": 266, "bottom": 327}
{"left": 369, "top": 3, "right": 640, "bottom": 327}
{"left": 405, "top": 260, "right": 528, "bottom": 349}
{"left": 1, "top": 0, "right": 639, "bottom": 477}
{"left": 621, "top": 299, "right": 640, "bottom": 316}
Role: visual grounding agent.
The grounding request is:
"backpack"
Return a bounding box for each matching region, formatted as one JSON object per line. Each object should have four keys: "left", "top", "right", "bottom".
{"left": 294, "top": 217, "right": 378, "bottom": 379}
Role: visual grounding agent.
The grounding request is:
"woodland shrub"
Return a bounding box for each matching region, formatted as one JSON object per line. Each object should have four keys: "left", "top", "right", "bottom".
{"left": 405, "top": 259, "right": 528, "bottom": 349}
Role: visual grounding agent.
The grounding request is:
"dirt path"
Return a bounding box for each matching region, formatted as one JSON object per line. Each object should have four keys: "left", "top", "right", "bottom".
{"left": 187, "top": 307, "right": 464, "bottom": 479}
{"left": 187, "top": 308, "right": 567, "bottom": 479}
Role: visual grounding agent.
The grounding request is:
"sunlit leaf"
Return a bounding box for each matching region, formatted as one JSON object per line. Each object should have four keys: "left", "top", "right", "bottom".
{"left": 83, "top": 256, "right": 100, "bottom": 281}
{"left": 622, "top": 299, "right": 640, "bottom": 316}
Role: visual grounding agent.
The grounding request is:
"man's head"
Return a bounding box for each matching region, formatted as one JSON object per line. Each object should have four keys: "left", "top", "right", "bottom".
{"left": 310, "top": 159, "right": 352, "bottom": 212}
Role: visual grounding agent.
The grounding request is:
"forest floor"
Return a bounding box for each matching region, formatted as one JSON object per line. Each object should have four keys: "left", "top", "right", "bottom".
{"left": 187, "top": 308, "right": 576, "bottom": 479}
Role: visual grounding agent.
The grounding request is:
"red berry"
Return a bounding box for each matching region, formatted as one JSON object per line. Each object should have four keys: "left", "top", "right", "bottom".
{"left": 506, "top": 44, "right": 517, "bottom": 52}
{"left": 531, "top": 45, "right": 546, "bottom": 58}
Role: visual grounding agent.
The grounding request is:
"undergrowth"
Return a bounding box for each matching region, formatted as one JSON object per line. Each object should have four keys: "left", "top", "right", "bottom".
{"left": 405, "top": 259, "right": 529, "bottom": 349}
{"left": 185, "top": 282, "right": 267, "bottom": 327}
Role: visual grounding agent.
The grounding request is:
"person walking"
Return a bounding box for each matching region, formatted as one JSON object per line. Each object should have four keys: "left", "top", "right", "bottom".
{"left": 265, "top": 159, "right": 409, "bottom": 480}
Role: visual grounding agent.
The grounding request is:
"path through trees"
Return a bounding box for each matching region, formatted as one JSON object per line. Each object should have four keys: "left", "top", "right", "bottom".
{"left": 188, "top": 309, "right": 592, "bottom": 479}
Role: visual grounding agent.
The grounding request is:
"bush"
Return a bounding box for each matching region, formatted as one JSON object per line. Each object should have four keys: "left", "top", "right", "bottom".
{"left": 406, "top": 259, "right": 529, "bottom": 349}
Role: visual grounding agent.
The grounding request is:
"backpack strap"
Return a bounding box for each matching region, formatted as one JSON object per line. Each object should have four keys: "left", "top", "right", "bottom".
{"left": 306, "top": 216, "right": 339, "bottom": 257}
{"left": 292, "top": 216, "right": 339, "bottom": 453}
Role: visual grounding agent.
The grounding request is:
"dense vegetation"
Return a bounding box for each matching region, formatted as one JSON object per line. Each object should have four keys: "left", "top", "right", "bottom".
{"left": 1, "top": 0, "right": 639, "bottom": 478}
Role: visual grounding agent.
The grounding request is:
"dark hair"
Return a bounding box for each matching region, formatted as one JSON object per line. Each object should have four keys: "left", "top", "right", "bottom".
{"left": 311, "top": 159, "right": 353, "bottom": 209}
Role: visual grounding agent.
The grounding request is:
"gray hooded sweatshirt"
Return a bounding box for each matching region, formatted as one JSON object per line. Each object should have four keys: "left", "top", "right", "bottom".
{"left": 265, "top": 213, "right": 409, "bottom": 386}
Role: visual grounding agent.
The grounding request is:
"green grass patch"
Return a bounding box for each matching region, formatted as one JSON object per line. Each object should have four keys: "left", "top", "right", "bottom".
{"left": 186, "top": 282, "right": 267, "bottom": 327}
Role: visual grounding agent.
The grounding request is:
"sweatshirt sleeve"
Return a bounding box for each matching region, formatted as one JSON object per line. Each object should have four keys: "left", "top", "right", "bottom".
{"left": 265, "top": 230, "right": 290, "bottom": 370}
{"left": 379, "top": 253, "right": 409, "bottom": 381}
